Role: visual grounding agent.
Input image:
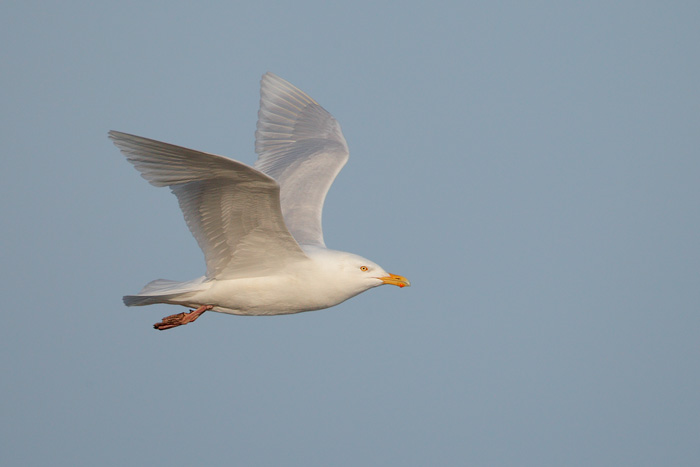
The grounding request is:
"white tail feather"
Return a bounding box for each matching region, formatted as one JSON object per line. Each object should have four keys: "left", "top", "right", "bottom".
{"left": 123, "top": 277, "right": 209, "bottom": 307}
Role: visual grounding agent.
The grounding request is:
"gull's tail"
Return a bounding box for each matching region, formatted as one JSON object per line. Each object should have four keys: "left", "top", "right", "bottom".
{"left": 123, "top": 277, "right": 209, "bottom": 307}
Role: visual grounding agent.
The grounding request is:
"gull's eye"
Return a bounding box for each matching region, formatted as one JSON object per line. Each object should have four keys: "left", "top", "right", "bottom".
{"left": 360, "top": 266, "right": 369, "bottom": 272}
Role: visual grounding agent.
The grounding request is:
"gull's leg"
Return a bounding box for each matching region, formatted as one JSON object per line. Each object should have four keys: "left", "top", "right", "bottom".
{"left": 153, "top": 305, "right": 213, "bottom": 331}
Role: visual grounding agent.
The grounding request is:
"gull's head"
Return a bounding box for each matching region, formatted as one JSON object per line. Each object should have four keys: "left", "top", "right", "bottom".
{"left": 305, "top": 248, "right": 410, "bottom": 298}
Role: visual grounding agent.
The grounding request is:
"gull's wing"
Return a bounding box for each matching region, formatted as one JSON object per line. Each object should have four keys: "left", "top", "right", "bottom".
{"left": 254, "top": 72, "right": 349, "bottom": 248}
{"left": 109, "top": 131, "right": 309, "bottom": 279}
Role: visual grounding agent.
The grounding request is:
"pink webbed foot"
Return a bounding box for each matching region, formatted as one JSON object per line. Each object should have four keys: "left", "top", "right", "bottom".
{"left": 153, "top": 305, "right": 213, "bottom": 331}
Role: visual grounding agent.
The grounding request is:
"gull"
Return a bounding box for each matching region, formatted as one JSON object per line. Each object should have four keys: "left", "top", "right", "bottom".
{"left": 110, "top": 73, "right": 409, "bottom": 330}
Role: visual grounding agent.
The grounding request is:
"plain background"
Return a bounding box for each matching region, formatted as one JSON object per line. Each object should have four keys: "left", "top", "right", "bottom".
{"left": 1, "top": 1, "right": 698, "bottom": 466}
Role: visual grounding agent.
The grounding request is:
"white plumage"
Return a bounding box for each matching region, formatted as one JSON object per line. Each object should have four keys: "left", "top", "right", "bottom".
{"left": 110, "top": 73, "right": 409, "bottom": 328}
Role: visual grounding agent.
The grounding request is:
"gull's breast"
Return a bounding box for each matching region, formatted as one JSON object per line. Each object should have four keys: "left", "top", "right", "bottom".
{"left": 187, "top": 271, "right": 350, "bottom": 316}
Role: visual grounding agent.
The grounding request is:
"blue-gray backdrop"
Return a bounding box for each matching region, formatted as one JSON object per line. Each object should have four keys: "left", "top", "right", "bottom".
{"left": 2, "top": 2, "right": 698, "bottom": 466}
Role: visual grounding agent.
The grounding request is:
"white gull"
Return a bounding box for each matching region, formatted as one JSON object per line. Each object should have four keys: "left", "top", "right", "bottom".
{"left": 110, "top": 73, "right": 409, "bottom": 330}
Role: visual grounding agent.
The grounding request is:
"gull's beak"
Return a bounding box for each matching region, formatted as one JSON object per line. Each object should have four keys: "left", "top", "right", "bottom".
{"left": 379, "top": 273, "right": 411, "bottom": 288}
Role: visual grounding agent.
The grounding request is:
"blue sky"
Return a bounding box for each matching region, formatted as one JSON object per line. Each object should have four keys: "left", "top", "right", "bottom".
{"left": 2, "top": 1, "right": 699, "bottom": 466}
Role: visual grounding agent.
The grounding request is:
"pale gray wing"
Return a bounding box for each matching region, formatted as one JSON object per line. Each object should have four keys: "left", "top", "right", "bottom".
{"left": 109, "top": 131, "right": 309, "bottom": 279}
{"left": 254, "top": 72, "right": 349, "bottom": 247}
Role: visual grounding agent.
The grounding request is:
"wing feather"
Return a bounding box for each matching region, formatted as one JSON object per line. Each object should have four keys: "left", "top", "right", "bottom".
{"left": 254, "top": 73, "right": 349, "bottom": 247}
{"left": 109, "top": 131, "right": 308, "bottom": 279}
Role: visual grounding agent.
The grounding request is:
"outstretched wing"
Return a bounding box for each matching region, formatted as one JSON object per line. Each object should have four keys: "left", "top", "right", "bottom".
{"left": 254, "top": 72, "right": 349, "bottom": 247}
{"left": 110, "top": 131, "right": 309, "bottom": 279}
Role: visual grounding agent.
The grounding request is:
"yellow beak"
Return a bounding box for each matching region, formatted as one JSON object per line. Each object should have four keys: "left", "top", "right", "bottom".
{"left": 379, "top": 273, "right": 411, "bottom": 288}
